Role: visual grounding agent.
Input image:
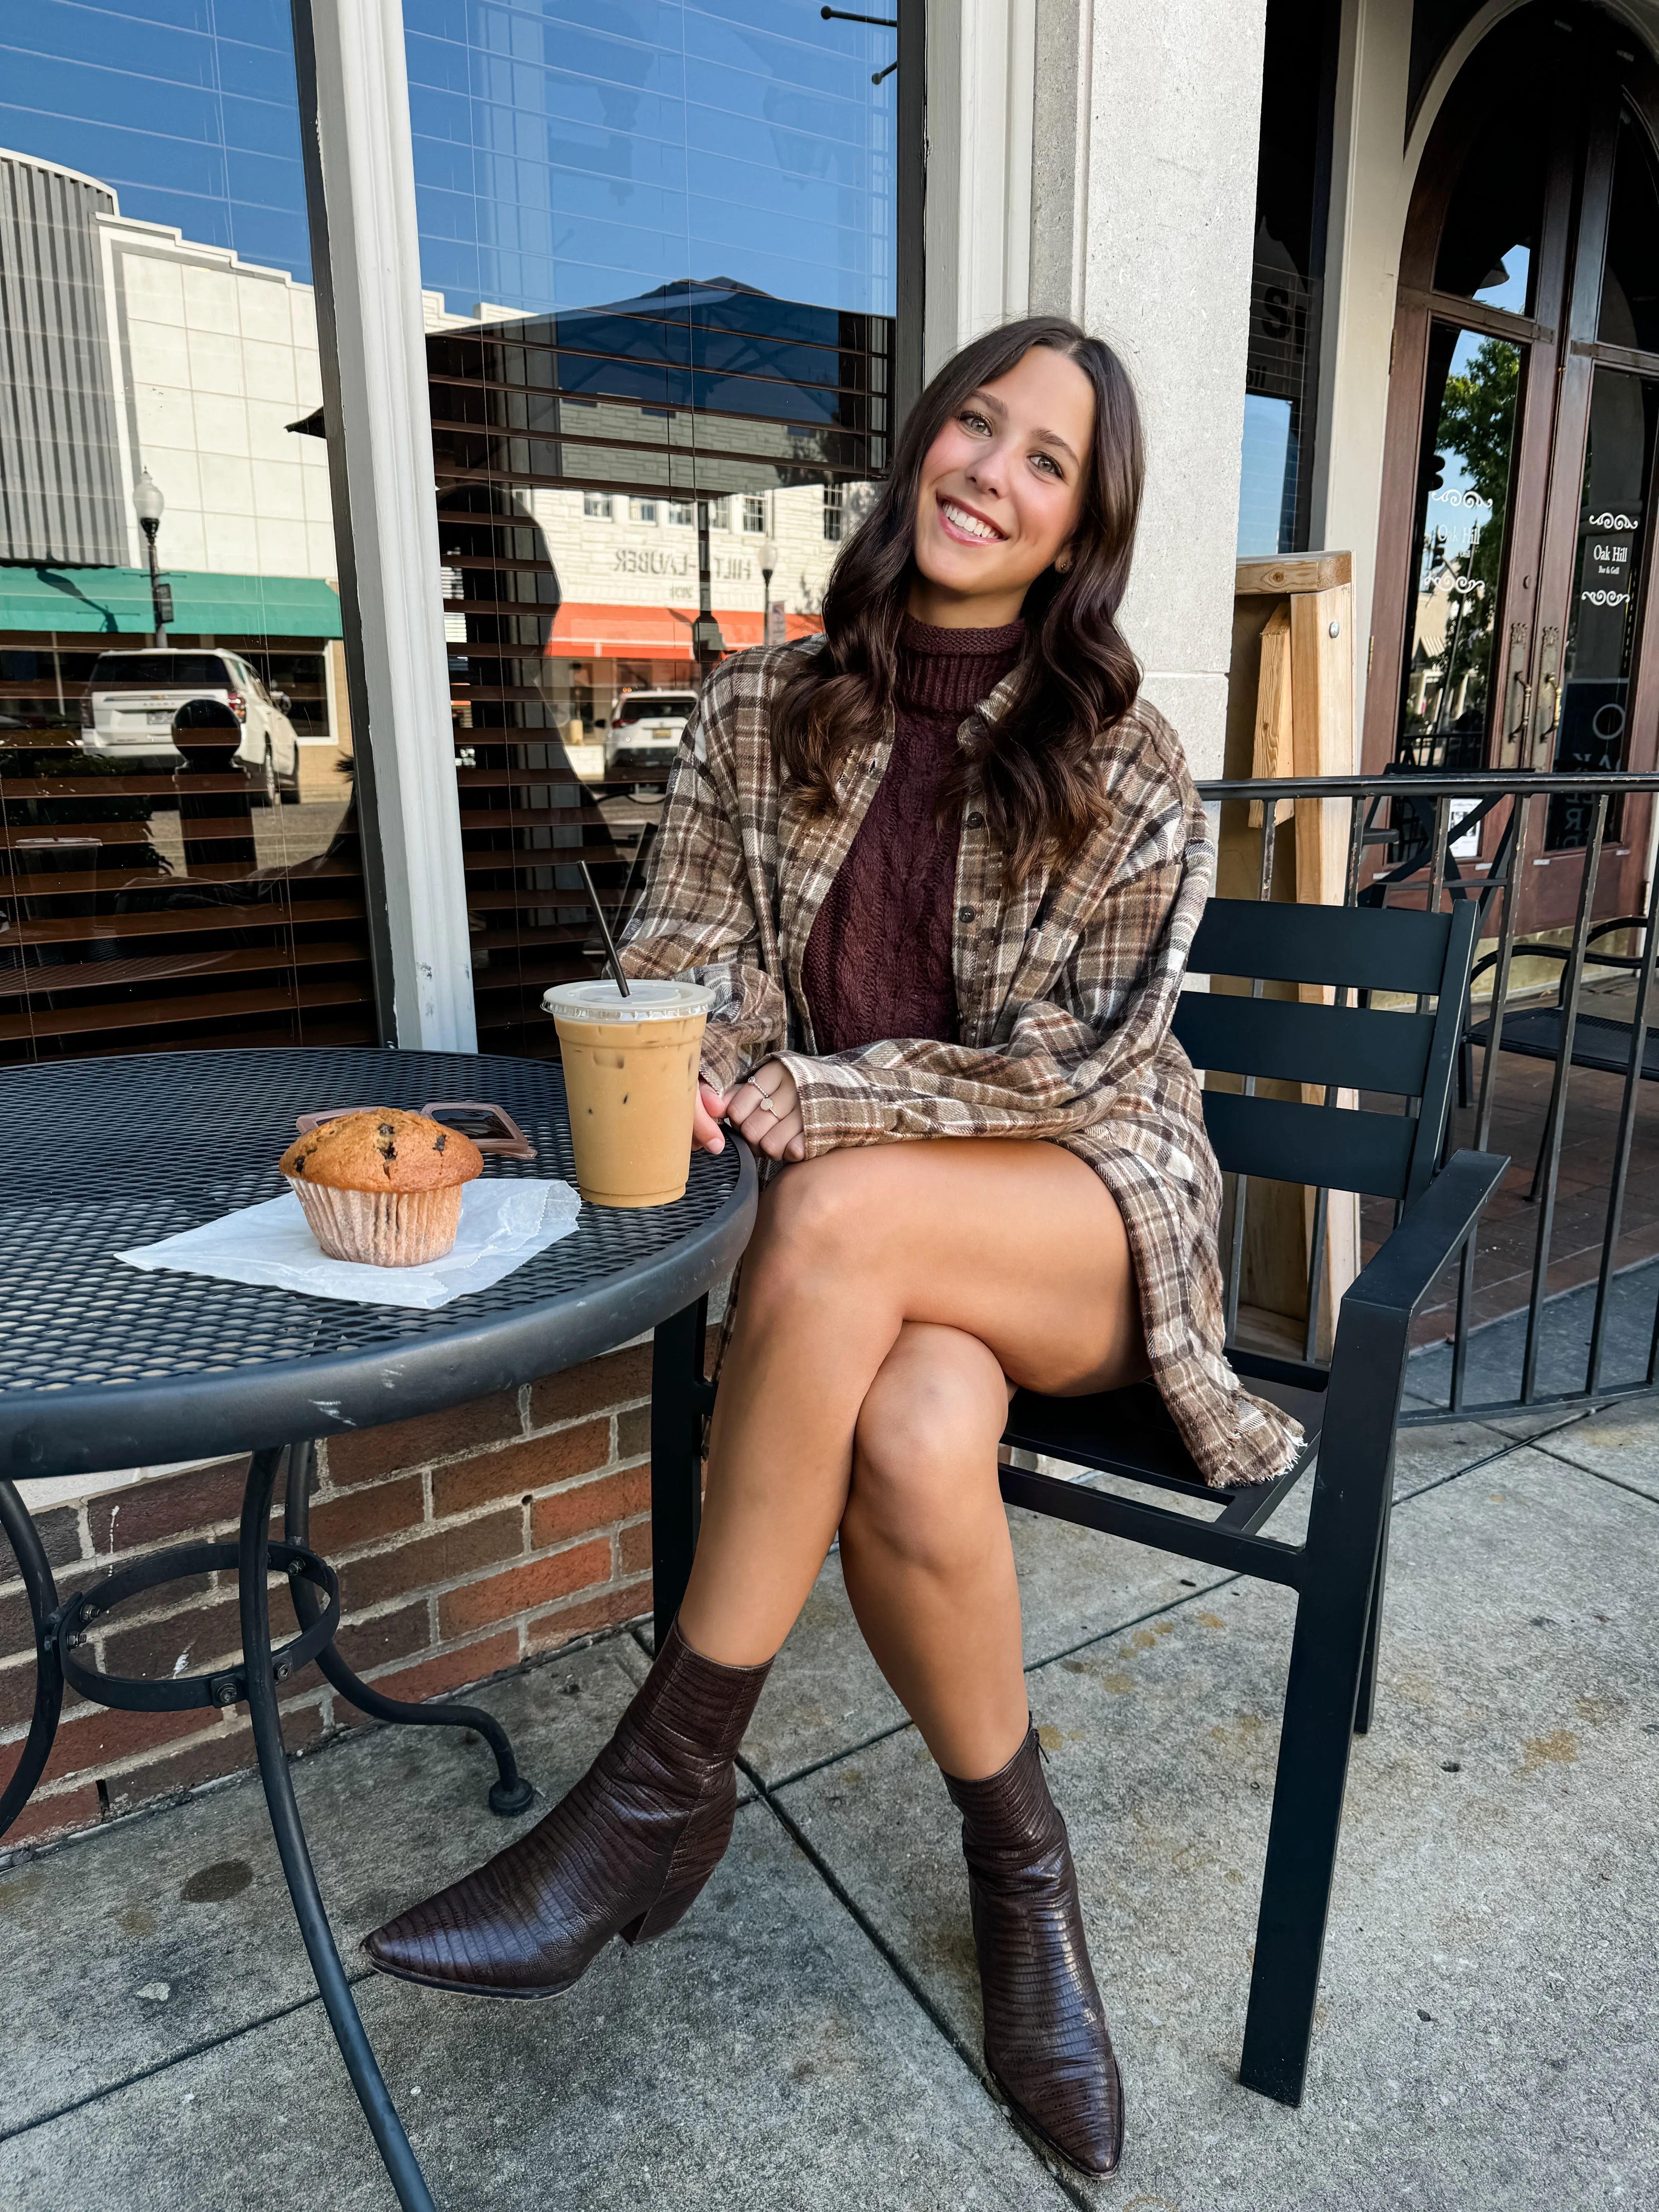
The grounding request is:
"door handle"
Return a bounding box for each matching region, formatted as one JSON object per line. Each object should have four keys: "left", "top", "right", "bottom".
{"left": 1500, "top": 622, "right": 1530, "bottom": 769}
{"left": 1531, "top": 624, "right": 1561, "bottom": 769}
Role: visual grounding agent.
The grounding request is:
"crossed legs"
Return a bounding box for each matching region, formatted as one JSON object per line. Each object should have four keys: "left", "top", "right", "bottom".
{"left": 366, "top": 1134, "right": 1142, "bottom": 2172}
{"left": 678, "top": 1135, "right": 1146, "bottom": 1777}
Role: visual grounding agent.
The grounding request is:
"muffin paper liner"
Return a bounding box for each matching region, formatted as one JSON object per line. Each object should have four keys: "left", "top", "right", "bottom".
{"left": 287, "top": 1180, "right": 464, "bottom": 1267}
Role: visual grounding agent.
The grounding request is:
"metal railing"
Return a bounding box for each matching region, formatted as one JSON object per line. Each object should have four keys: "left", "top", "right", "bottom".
{"left": 1196, "top": 770, "right": 1659, "bottom": 1426}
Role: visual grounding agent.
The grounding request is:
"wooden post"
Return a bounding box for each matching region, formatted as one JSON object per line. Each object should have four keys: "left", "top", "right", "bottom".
{"left": 1219, "top": 553, "right": 1360, "bottom": 1361}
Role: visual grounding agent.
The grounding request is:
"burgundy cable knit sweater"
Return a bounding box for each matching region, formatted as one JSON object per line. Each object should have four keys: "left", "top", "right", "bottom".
{"left": 802, "top": 614, "right": 1025, "bottom": 1054}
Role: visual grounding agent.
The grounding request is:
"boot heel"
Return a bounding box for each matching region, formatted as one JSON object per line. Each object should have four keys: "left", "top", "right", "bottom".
{"left": 619, "top": 1878, "right": 702, "bottom": 1948}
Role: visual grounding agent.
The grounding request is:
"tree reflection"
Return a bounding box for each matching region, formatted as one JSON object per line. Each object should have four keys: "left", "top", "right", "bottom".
{"left": 1402, "top": 336, "right": 1518, "bottom": 766}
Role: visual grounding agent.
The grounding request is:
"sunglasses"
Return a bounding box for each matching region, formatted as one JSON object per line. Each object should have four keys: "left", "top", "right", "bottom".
{"left": 292, "top": 1101, "right": 537, "bottom": 1162}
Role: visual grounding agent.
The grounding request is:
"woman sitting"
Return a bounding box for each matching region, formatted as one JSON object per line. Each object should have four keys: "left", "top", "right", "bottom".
{"left": 366, "top": 314, "right": 1300, "bottom": 2179}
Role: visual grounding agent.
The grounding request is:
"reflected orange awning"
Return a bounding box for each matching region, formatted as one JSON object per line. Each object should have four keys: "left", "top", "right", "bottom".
{"left": 541, "top": 603, "right": 823, "bottom": 659}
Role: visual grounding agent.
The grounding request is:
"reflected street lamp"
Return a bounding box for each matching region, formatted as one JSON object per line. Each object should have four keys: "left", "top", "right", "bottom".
{"left": 133, "top": 471, "right": 172, "bottom": 646}
{"left": 759, "top": 537, "right": 778, "bottom": 648}
{"left": 692, "top": 496, "right": 726, "bottom": 678}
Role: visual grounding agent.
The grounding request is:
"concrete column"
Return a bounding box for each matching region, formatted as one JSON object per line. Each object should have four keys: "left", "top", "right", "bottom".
{"left": 923, "top": 0, "right": 1037, "bottom": 376}
{"left": 1028, "top": 0, "right": 1094, "bottom": 323}
{"left": 1068, "top": 0, "right": 1269, "bottom": 778}
{"left": 925, "top": 0, "right": 1264, "bottom": 776}
{"left": 299, "top": 0, "right": 476, "bottom": 1051}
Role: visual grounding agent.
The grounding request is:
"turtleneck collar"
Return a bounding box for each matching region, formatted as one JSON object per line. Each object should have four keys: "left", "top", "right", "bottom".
{"left": 894, "top": 612, "right": 1025, "bottom": 717}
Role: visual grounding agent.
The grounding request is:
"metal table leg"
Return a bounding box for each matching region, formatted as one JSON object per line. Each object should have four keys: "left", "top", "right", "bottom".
{"left": 282, "top": 1444, "right": 532, "bottom": 1815}
{"left": 649, "top": 1298, "right": 714, "bottom": 1652}
{"left": 0, "top": 1479, "right": 64, "bottom": 1842}
{"left": 237, "top": 1447, "right": 437, "bottom": 2212}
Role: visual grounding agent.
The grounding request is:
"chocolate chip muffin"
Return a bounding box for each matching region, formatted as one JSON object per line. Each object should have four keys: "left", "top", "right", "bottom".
{"left": 279, "top": 1109, "right": 483, "bottom": 1266}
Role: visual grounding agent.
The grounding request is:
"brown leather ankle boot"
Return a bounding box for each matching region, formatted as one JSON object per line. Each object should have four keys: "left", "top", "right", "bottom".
{"left": 945, "top": 1726, "right": 1123, "bottom": 2176}
{"left": 363, "top": 1621, "right": 770, "bottom": 1999}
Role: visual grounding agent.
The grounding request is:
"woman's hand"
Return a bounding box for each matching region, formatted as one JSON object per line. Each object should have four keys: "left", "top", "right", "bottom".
{"left": 724, "top": 1061, "right": 805, "bottom": 1162}
{"left": 694, "top": 1080, "right": 731, "bottom": 1155}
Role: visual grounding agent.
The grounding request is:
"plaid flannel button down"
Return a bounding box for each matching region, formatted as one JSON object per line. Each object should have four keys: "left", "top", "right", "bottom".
{"left": 619, "top": 641, "right": 1303, "bottom": 1489}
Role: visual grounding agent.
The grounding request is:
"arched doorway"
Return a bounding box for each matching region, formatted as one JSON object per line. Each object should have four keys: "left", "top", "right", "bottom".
{"left": 1367, "top": 2, "right": 1659, "bottom": 926}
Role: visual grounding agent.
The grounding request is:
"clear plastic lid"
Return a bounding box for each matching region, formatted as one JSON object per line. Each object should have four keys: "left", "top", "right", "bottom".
{"left": 541, "top": 977, "right": 715, "bottom": 1023}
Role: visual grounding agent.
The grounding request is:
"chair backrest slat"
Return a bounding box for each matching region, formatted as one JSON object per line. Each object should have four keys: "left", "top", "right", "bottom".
{"left": 1176, "top": 896, "right": 1479, "bottom": 1209}
{"left": 1199, "top": 1092, "right": 1417, "bottom": 1199}
{"left": 1172, "top": 993, "right": 1434, "bottom": 1097}
{"left": 1188, "top": 898, "right": 1453, "bottom": 994}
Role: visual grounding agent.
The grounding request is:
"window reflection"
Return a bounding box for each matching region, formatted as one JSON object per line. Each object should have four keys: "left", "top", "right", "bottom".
{"left": 0, "top": 103, "right": 372, "bottom": 1062}
{"left": 1398, "top": 330, "right": 1522, "bottom": 769}
{"left": 1237, "top": 0, "right": 1336, "bottom": 556}
{"left": 1432, "top": 88, "right": 1547, "bottom": 315}
{"left": 401, "top": 2, "right": 900, "bottom": 1052}
{"left": 1598, "top": 115, "right": 1659, "bottom": 357}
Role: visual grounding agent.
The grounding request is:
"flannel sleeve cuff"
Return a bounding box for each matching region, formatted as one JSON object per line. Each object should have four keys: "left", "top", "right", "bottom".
{"left": 697, "top": 1024, "right": 750, "bottom": 1093}
{"left": 775, "top": 1051, "right": 938, "bottom": 1152}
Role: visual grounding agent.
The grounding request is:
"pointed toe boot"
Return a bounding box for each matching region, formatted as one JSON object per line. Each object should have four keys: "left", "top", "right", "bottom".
{"left": 945, "top": 1727, "right": 1123, "bottom": 2177}
{"left": 364, "top": 1622, "right": 770, "bottom": 1999}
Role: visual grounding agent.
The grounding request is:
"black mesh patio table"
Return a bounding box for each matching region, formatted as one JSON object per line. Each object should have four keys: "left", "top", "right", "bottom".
{"left": 0, "top": 1047, "right": 756, "bottom": 2212}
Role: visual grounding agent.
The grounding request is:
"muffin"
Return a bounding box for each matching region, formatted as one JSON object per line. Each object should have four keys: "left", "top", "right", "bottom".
{"left": 279, "top": 1109, "right": 484, "bottom": 1266}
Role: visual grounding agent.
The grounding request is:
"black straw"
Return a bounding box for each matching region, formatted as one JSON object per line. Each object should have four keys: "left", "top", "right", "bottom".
{"left": 579, "top": 860, "right": 630, "bottom": 997}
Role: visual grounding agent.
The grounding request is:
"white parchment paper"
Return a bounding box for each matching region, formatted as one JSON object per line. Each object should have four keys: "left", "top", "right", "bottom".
{"left": 116, "top": 1178, "right": 582, "bottom": 1310}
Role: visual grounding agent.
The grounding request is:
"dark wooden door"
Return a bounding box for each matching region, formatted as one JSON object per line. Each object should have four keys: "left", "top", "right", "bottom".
{"left": 1367, "top": 4, "right": 1659, "bottom": 929}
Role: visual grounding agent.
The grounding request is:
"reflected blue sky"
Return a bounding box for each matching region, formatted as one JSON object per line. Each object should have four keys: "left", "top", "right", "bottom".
{"left": 1472, "top": 244, "right": 1529, "bottom": 317}
{"left": 0, "top": 0, "right": 311, "bottom": 280}
{"left": 0, "top": 0, "right": 896, "bottom": 315}
{"left": 1238, "top": 393, "right": 1293, "bottom": 558}
{"left": 405, "top": 2, "right": 896, "bottom": 316}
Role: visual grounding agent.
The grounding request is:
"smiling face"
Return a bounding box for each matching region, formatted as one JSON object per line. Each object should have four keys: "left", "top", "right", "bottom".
{"left": 908, "top": 343, "right": 1096, "bottom": 628}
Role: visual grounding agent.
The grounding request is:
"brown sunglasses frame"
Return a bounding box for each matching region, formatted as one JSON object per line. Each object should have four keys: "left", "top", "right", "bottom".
{"left": 292, "top": 1101, "right": 537, "bottom": 1161}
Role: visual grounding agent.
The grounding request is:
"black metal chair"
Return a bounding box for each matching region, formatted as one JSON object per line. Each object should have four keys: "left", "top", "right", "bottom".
{"left": 1463, "top": 915, "right": 1650, "bottom": 1195}
{"left": 646, "top": 893, "right": 1503, "bottom": 2113}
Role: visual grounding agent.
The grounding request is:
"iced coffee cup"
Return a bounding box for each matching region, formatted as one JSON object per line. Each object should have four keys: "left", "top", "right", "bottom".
{"left": 542, "top": 977, "right": 715, "bottom": 1207}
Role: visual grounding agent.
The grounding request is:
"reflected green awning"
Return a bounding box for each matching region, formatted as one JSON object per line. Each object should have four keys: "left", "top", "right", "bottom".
{"left": 0, "top": 566, "right": 343, "bottom": 639}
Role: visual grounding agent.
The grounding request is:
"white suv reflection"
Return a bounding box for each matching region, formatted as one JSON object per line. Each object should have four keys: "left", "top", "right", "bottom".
{"left": 79, "top": 648, "right": 301, "bottom": 804}
{"left": 605, "top": 688, "right": 701, "bottom": 773}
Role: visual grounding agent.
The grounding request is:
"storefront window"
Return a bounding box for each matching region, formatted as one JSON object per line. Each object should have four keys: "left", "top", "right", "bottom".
{"left": 1238, "top": 0, "right": 1339, "bottom": 556}
{"left": 401, "top": 0, "right": 900, "bottom": 1053}
{"left": 0, "top": 6, "right": 375, "bottom": 1061}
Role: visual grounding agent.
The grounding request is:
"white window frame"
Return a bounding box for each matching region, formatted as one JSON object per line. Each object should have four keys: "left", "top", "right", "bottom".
{"left": 298, "top": 0, "right": 475, "bottom": 1049}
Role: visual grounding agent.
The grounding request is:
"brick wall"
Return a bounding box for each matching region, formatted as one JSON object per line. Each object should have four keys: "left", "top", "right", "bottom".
{"left": 0, "top": 1340, "right": 664, "bottom": 1853}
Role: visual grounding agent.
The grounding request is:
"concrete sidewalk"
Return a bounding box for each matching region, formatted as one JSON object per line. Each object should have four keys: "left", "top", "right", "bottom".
{"left": 2, "top": 1400, "right": 1656, "bottom": 2210}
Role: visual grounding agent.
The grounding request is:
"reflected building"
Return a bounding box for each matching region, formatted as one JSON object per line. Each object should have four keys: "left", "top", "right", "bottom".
{"left": 0, "top": 145, "right": 371, "bottom": 1059}
{"left": 0, "top": 146, "right": 347, "bottom": 759}
{"left": 415, "top": 278, "right": 890, "bottom": 1054}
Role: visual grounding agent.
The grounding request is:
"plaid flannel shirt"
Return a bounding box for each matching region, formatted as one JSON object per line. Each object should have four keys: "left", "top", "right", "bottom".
{"left": 620, "top": 640, "right": 1302, "bottom": 1488}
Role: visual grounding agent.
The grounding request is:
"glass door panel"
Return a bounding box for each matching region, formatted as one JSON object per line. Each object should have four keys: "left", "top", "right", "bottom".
{"left": 1396, "top": 328, "right": 1524, "bottom": 769}
{"left": 1431, "top": 102, "right": 1547, "bottom": 314}
{"left": 1546, "top": 369, "right": 1659, "bottom": 848}
{"left": 1598, "top": 115, "right": 1659, "bottom": 351}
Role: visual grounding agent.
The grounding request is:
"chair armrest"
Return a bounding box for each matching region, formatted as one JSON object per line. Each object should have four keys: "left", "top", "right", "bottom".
{"left": 1468, "top": 939, "right": 1568, "bottom": 989}
{"left": 1340, "top": 1149, "right": 1508, "bottom": 1325}
{"left": 1584, "top": 914, "right": 1648, "bottom": 951}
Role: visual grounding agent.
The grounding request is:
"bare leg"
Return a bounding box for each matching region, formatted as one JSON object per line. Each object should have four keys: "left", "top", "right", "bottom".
{"left": 678, "top": 1139, "right": 1144, "bottom": 1765}
{"left": 838, "top": 1322, "right": 1026, "bottom": 1777}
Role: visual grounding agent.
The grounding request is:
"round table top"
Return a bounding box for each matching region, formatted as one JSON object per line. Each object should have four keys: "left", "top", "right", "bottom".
{"left": 0, "top": 1047, "right": 755, "bottom": 1481}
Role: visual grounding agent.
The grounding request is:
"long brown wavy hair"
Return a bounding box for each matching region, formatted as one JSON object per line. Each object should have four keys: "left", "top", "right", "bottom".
{"left": 771, "top": 315, "right": 1144, "bottom": 883}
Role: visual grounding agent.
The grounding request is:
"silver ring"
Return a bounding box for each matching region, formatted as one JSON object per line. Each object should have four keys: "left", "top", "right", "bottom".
{"left": 756, "top": 1093, "right": 779, "bottom": 1115}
